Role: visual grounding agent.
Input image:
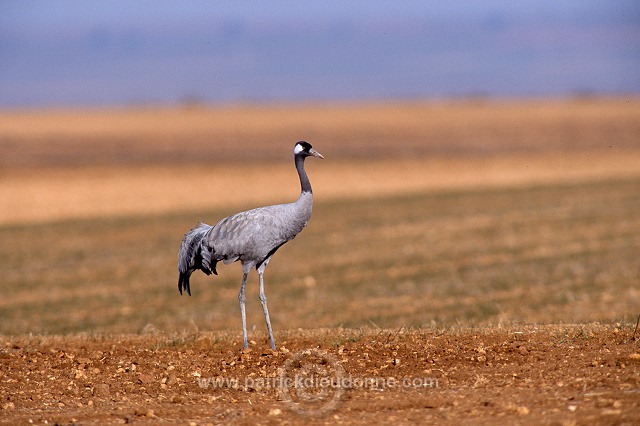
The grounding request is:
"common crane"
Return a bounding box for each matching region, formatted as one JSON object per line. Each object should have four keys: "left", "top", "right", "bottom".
{"left": 177, "top": 141, "right": 324, "bottom": 350}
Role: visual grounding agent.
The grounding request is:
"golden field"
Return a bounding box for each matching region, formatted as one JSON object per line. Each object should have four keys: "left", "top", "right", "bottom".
{"left": 1, "top": 98, "right": 640, "bottom": 225}
{"left": 1, "top": 98, "right": 639, "bottom": 424}
{"left": 1, "top": 97, "right": 640, "bottom": 332}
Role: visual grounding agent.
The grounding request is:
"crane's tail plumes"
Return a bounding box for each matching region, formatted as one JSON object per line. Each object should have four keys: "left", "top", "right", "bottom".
{"left": 178, "top": 222, "right": 217, "bottom": 296}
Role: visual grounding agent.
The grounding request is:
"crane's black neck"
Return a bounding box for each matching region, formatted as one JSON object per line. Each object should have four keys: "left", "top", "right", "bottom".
{"left": 295, "top": 154, "right": 312, "bottom": 194}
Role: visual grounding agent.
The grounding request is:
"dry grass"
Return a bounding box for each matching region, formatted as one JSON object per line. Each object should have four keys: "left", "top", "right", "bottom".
{"left": 1, "top": 175, "right": 638, "bottom": 335}
{"left": 0, "top": 98, "right": 639, "bottom": 336}
{"left": 2, "top": 151, "right": 640, "bottom": 225}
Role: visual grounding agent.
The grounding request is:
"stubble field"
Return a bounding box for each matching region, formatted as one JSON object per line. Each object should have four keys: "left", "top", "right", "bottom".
{"left": 1, "top": 98, "right": 640, "bottom": 424}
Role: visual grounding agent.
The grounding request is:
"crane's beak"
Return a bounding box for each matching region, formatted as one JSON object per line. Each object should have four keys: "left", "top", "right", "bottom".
{"left": 309, "top": 148, "right": 324, "bottom": 159}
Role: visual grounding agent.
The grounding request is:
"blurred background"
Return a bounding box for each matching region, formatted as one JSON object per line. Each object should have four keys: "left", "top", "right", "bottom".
{"left": 1, "top": 1, "right": 640, "bottom": 336}
{"left": 1, "top": 0, "right": 639, "bottom": 107}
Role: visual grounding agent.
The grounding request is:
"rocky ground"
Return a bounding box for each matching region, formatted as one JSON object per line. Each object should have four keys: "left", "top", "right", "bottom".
{"left": 1, "top": 324, "right": 639, "bottom": 425}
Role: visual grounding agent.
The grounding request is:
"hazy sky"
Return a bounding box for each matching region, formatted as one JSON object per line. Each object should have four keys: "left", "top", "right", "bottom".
{"left": 1, "top": 1, "right": 639, "bottom": 107}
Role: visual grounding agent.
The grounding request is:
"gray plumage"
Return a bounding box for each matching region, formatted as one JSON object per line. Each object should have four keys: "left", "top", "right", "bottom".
{"left": 178, "top": 141, "right": 323, "bottom": 350}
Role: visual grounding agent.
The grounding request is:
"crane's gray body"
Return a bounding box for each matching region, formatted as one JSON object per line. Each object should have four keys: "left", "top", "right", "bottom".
{"left": 206, "top": 192, "right": 311, "bottom": 270}
{"left": 177, "top": 142, "right": 322, "bottom": 350}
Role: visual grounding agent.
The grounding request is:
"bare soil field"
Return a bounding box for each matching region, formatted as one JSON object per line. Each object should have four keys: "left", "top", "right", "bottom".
{"left": 1, "top": 99, "right": 640, "bottom": 424}
{"left": 1, "top": 326, "right": 640, "bottom": 425}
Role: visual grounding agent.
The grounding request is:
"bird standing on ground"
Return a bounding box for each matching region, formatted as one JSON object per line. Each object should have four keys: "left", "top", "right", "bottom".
{"left": 177, "top": 141, "right": 324, "bottom": 350}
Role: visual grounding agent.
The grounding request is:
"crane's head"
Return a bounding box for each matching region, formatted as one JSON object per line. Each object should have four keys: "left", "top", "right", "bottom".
{"left": 294, "top": 141, "right": 324, "bottom": 159}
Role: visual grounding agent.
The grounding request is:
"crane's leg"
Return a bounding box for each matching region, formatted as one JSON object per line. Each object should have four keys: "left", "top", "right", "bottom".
{"left": 258, "top": 269, "right": 276, "bottom": 350}
{"left": 238, "top": 272, "right": 249, "bottom": 349}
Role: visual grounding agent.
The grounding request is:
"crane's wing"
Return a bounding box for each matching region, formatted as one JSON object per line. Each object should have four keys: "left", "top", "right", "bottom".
{"left": 202, "top": 204, "right": 297, "bottom": 267}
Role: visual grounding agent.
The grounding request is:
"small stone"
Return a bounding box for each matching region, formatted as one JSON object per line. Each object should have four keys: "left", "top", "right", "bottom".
{"left": 138, "top": 373, "right": 154, "bottom": 385}
{"left": 135, "top": 408, "right": 155, "bottom": 417}
{"left": 166, "top": 371, "right": 178, "bottom": 385}
{"left": 595, "top": 398, "right": 613, "bottom": 408}
{"left": 269, "top": 408, "right": 282, "bottom": 416}
{"left": 93, "top": 384, "right": 110, "bottom": 397}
